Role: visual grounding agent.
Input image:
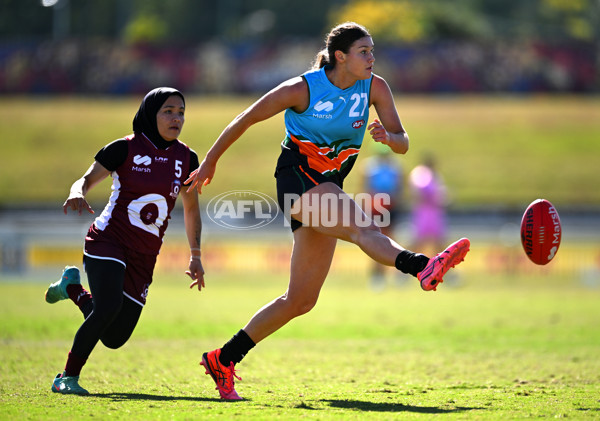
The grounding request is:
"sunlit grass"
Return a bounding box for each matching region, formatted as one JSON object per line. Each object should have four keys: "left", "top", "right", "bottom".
{"left": 1, "top": 271, "right": 599, "bottom": 419}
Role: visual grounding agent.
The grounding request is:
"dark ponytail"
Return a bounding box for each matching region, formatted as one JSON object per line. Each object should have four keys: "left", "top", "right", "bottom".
{"left": 313, "top": 48, "right": 330, "bottom": 69}
{"left": 311, "top": 22, "right": 370, "bottom": 70}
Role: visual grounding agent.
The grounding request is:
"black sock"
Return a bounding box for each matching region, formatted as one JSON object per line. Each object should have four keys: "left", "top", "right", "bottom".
{"left": 219, "top": 329, "right": 256, "bottom": 366}
{"left": 395, "top": 250, "right": 430, "bottom": 277}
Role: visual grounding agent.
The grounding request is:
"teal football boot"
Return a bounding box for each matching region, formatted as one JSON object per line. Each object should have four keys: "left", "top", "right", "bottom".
{"left": 51, "top": 372, "right": 89, "bottom": 395}
{"left": 45, "top": 266, "right": 80, "bottom": 304}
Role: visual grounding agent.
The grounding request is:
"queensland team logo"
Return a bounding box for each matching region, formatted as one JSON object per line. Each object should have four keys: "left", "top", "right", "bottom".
{"left": 352, "top": 119, "right": 365, "bottom": 129}
{"left": 169, "top": 180, "right": 181, "bottom": 199}
{"left": 207, "top": 190, "right": 279, "bottom": 230}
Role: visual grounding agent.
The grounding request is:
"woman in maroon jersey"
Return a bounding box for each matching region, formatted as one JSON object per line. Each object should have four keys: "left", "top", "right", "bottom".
{"left": 45, "top": 87, "right": 204, "bottom": 395}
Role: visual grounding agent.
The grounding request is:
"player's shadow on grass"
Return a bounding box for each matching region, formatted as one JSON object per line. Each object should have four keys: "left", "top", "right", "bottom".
{"left": 91, "top": 392, "right": 234, "bottom": 403}
{"left": 322, "top": 399, "right": 483, "bottom": 414}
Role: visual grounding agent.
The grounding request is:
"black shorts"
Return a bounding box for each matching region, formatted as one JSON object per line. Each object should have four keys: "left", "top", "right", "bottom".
{"left": 275, "top": 164, "right": 344, "bottom": 231}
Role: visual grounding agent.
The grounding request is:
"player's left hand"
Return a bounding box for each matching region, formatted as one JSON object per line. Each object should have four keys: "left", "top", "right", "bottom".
{"left": 368, "top": 119, "right": 390, "bottom": 145}
{"left": 186, "top": 257, "right": 205, "bottom": 291}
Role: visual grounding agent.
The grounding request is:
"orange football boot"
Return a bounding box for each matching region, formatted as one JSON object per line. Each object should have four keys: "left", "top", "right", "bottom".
{"left": 200, "top": 349, "right": 242, "bottom": 400}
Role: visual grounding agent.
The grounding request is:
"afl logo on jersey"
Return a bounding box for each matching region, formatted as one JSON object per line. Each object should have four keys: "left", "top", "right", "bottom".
{"left": 352, "top": 119, "right": 365, "bottom": 129}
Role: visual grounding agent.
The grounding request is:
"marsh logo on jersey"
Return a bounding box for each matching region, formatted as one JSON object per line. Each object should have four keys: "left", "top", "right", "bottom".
{"left": 133, "top": 155, "right": 151, "bottom": 166}
{"left": 132, "top": 154, "right": 152, "bottom": 173}
{"left": 314, "top": 101, "right": 334, "bottom": 112}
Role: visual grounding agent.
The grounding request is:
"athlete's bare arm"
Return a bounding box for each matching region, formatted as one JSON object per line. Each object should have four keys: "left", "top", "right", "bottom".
{"left": 63, "top": 161, "right": 111, "bottom": 214}
{"left": 369, "top": 75, "right": 409, "bottom": 154}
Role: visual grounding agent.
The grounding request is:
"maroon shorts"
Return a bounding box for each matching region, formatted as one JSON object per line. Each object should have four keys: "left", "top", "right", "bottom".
{"left": 84, "top": 225, "right": 157, "bottom": 306}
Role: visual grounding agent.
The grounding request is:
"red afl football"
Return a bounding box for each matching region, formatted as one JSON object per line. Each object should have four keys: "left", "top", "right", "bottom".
{"left": 520, "top": 199, "right": 561, "bottom": 265}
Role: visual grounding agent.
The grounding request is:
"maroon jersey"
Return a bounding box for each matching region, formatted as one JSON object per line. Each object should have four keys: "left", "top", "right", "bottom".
{"left": 87, "top": 133, "right": 191, "bottom": 256}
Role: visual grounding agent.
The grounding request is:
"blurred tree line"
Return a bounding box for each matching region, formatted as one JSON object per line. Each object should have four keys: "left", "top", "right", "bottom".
{"left": 1, "top": 0, "right": 598, "bottom": 44}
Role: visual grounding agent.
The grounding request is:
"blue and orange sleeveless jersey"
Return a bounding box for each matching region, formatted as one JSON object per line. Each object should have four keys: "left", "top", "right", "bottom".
{"left": 281, "top": 66, "right": 373, "bottom": 180}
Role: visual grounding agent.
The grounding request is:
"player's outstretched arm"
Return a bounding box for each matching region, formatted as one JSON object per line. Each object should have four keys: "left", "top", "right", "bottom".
{"left": 63, "top": 161, "right": 110, "bottom": 215}
{"left": 186, "top": 77, "right": 308, "bottom": 193}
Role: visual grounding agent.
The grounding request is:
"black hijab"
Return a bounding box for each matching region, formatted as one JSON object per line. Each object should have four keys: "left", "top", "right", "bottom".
{"left": 132, "top": 87, "right": 185, "bottom": 148}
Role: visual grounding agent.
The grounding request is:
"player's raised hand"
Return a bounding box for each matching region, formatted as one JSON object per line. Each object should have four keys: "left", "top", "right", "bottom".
{"left": 185, "top": 159, "right": 216, "bottom": 194}
{"left": 367, "top": 118, "right": 390, "bottom": 145}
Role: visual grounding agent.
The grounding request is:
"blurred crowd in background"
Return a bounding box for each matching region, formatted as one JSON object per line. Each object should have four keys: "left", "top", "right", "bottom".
{"left": 1, "top": 0, "right": 598, "bottom": 95}
{"left": 0, "top": 39, "right": 596, "bottom": 95}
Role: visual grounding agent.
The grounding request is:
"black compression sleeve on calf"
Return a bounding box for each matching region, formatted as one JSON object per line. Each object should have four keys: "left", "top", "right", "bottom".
{"left": 219, "top": 329, "right": 256, "bottom": 366}
{"left": 395, "top": 250, "right": 430, "bottom": 277}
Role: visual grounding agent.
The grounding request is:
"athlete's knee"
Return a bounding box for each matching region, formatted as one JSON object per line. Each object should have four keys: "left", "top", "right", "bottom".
{"left": 296, "top": 299, "right": 317, "bottom": 316}
{"left": 282, "top": 293, "right": 319, "bottom": 318}
{"left": 100, "top": 323, "right": 134, "bottom": 349}
{"left": 100, "top": 334, "right": 129, "bottom": 349}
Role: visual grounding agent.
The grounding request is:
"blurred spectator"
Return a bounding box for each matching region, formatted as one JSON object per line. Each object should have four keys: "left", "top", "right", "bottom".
{"left": 360, "top": 143, "right": 404, "bottom": 291}
{"left": 408, "top": 154, "right": 448, "bottom": 258}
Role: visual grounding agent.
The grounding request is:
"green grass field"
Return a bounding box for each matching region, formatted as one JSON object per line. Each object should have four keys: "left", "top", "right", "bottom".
{"left": 1, "top": 95, "right": 599, "bottom": 207}
{"left": 1, "top": 271, "right": 599, "bottom": 420}
{"left": 2, "top": 94, "right": 599, "bottom": 419}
